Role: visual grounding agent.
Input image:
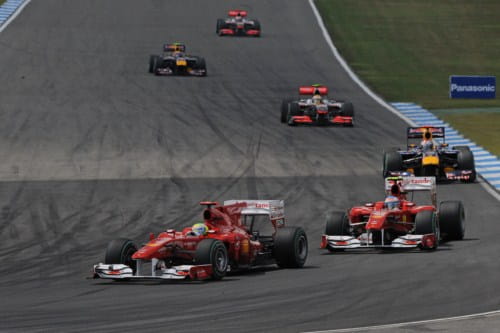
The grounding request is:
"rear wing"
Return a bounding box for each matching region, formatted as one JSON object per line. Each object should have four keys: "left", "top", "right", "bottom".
{"left": 164, "top": 43, "right": 186, "bottom": 52}
{"left": 299, "top": 85, "right": 328, "bottom": 96}
{"left": 407, "top": 126, "right": 445, "bottom": 139}
{"left": 223, "top": 200, "right": 284, "bottom": 219}
{"left": 385, "top": 176, "right": 436, "bottom": 205}
{"left": 228, "top": 10, "right": 247, "bottom": 17}
{"left": 385, "top": 176, "right": 436, "bottom": 192}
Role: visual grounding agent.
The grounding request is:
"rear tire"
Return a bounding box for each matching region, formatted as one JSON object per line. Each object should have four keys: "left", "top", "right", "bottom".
{"left": 104, "top": 238, "right": 138, "bottom": 273}
{"left": 439, "top": 201, "right": 465, "bottom": 241}
{"left": 383, "top": 151, "right": 403, "bottom": 177}
{"left": 274, "top": 227, "right": 308, "bottom": 268}
{"left": 195, "top": 239, "right": 228, "bottom": 280}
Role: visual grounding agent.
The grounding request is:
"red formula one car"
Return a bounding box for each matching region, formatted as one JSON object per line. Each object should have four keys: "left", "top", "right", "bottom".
{"left": 320, "top": 176, "right": 465, "bottom": 252}
{"left": 281, "top": 85, "right": 354, "bottom": 126}
{"left": 94, "top": 200, "right": 308, "bottom": 281}
{"left": 216, "top": 10, "right": 261, "bottom": 37}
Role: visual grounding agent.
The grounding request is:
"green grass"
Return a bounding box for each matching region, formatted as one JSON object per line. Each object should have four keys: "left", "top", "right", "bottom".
{"left": 433, "top": 110, "right": 500, "bottom": 156}
{"left": 315, "top": 0, "right": 500, "bottom": 109}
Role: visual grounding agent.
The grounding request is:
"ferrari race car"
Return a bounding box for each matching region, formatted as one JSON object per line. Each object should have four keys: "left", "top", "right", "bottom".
{"left": 280, "top": 85, "right": 354, "bottom": 126}
{"left": 94, "top": 200, "right": 308, "bottom": 281}
{"left": 216, "top": 10, "right": 261, "bottom": 37}
{"left": 383, "top": 126, "right": 476, "bottom": 182}
{"left": 320, "top": 176, "right": 465, "bottom": 252}
{"left": 148, "top": 43, "right": 207, "bottom": 76}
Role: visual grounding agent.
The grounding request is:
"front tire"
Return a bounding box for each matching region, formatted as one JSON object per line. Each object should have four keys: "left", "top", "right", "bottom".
{"left": 456, "top": 147, "right": 476, "bottom": 183}
{"left": 340, "top": 102, "right": 354, "bottom": 117}
{"left": 281, "top": 98, "right": 295, "bottom": 123}
{"left": 274, "top": 227, "right": 308, "bottom": 268}
{"left": 104, "top": 238, "right": 138, "bottom": 273}
{"left": 414, "top": 210, "right": 439, "bottom": 249}
{"left": 439, "top": 201, "right": 465, "bottom": 240}
{"left": 195, "top": 239, "right": 228, "bottom": 280}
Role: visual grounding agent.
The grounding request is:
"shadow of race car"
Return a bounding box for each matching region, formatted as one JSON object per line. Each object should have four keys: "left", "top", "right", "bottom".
{"left": 216, "top": 10, "right": 261, "bottom": 37}
{"left": 281, "top": 85, "right": 354, "bottom": 126}
{"left": 148, "top": 43, "right": 207, "bottom": 76}
{"left": 94, "top": 200, "right": 308, "bottom": 281}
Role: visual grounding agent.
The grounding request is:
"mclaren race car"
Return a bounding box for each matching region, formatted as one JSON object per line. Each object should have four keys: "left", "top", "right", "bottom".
{"left": 383, "top": 126, "right": 476, "bottom": 182}
{"left": 320, "top": 176, "right": 465, "bottom": 252}
{"left": 148, "top": 43, "right": 207, "bottom": 76}
{"left": 93, "top": 200, "right": 308, "bottom": 281}
{"left": 216, "top": 10, "right": 261, "bottom": 37}
{"left": 280, "top": 85, "right": 354, "bottom": 126}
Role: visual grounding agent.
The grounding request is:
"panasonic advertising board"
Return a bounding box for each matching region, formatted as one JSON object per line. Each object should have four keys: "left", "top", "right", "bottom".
{"left": 449, "top": 75, "right": 496, "bottom": 99}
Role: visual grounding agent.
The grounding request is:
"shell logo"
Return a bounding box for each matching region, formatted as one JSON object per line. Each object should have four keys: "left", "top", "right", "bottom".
{"left": 241, "top": 239, "right": 250, "bottom": 255}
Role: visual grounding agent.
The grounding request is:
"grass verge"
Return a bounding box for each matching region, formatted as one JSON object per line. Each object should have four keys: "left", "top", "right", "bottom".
{"left": 315, "top": 0, "right": 500, "bottom": 110}
{"left": 433, "top": 109, "right": 500, "bottom": 156}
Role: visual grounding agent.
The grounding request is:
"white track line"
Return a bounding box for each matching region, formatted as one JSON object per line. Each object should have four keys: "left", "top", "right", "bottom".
{"left": 307, "top": 0, "right": 416, "bottom": 127}
{"left": 0, "top": 0, "right": 32, "bottom": 34}
{"left": 307, "top": 0, "right": 500, "bottom": 202}
{"left": 307, "top": 0, "right": 500, "bottom": 331}
{"left": 305, "top": 309, "right": 500, "bottom": 333}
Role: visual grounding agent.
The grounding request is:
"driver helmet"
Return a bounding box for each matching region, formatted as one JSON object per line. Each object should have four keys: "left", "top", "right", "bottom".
{"left": 191, "top": 223, "right": 208, "bottom": 236}
{"left": 312, "top": 94, "right": 322, "bottom": 105}
{"left": 384, "top": 184, "right": 401, "bottom": 209}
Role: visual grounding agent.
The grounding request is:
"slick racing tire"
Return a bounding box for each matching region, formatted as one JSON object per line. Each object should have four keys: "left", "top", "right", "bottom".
{"left": 104, "top": 238, "right": 138, "bottom": 273}
{"left": 439, "top": 201, "right": 465, "bottom": 241}
{"left": 286, "top": 102, "right": 301, "bottom": 126}
{"left": 281, "top": 98, "right": 295, "bottom": 123}
{"left": 196, "top": 57, "right": 207, "bottom": 76}
{"left": 414, "top": 210, "right": 439, "bottom": 250}
{"left": 456, "top": 147, "right": 476, "bottom": 183}
{"left": 216, "top": 19, "right": 225, "bottom": 34}
{"left": 383, "top": 151, "right": 403, "bottom": 177}
{"left": 148, "top": 55, "right": 156, "bottom": 73}
{"left": 274, "top": 227, "right": 308, "bottom": 268}
{"left": 340, "top": 102, "right": 354, "bottom": 117}
{"left": 325, "top": 212, "right": 349, "bottom": 236}
{"left": 252, "top": 20, "right": 261, "bottom": 36}
{"left": 151, "top": 55, "right": 161, "bottom": 75}
{"left": 195, "top": 239, "right": 228, "bottom": 280}
{"left": 325, "top": 212, "right": 349, "bottom": 252}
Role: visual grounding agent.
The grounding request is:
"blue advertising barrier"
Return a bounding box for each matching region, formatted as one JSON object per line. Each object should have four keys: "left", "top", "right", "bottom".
{"left": 0, "top": 0, "right": 27, "bottom": 28}
{"left": 449, "top": 75, "right": 496, "bottom": 99}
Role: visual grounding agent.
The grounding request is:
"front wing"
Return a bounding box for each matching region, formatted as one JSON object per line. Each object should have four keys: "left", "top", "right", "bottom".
{"left": 289, "top": 115, "right": 353, "bottom": 126}
{"left": 321, "top": 233, "right": 437, "bottom": 250}
{"left": 93, "top": 262, "right": 213, "bottom": 280}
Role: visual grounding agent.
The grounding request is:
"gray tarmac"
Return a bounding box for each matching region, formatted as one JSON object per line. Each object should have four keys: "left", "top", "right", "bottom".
{"left": 0, "top": 0, "right": 499, "bottom": 332}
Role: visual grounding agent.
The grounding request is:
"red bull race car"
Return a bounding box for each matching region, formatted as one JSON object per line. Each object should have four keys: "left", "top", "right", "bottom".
{"left": 320, "top": 176, "right": 465, "bottom": 252}
{"left": 216, "top": 10, "right": 261, "bottom": 37}
{"left": 93, "top": 200, "right": 308, "bottom": 281}
{"left": 383, "top": 126, "right": 476, "bottom": 182}
{"left": 280, "top": 85, "right": 354, "bottom": 126}
{"left": 148, "top": 43, "right": 207, "bottom": 76}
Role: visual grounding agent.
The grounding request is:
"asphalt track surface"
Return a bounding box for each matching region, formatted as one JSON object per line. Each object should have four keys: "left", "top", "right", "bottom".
{"left": 0, "top": 1, "right": 499, "bottom": 332}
